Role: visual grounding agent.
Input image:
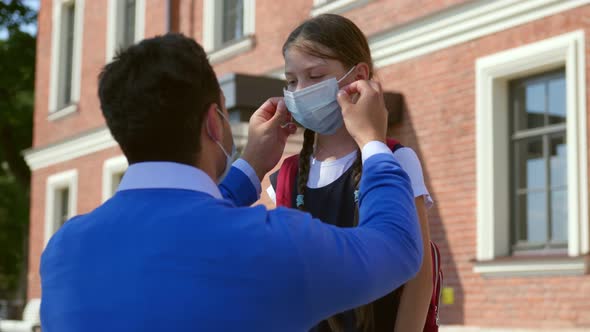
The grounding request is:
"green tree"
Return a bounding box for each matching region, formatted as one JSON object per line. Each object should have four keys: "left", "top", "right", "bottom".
{"left": 0, "top": 0, "right": 36, "bottom": 307}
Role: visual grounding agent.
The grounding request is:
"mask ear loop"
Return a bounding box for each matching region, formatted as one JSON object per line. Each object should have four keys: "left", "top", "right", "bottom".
{"left": 338, "top": 65, "right": 360, "bottom": 102}
{"left": 206, "top": 108, "right": 232, "bottom": 160}
{"left": 279, "top": 100, "right": 296, "bottom": 128}
{"left": 337, "top": 65, "right": 357, "bottom": 84}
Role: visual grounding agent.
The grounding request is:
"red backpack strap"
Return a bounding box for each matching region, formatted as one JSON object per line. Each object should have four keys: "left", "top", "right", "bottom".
{"left": 276, "top": 155, "right": 299, "bottom": 208}
{"left": 386, "top": 138, "right": 403, "bottom": 153}
{"left": 424, "top": 241, "right": 443, "bottom": 331}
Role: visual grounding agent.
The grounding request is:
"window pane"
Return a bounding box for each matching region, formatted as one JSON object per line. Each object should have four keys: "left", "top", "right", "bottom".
{"left": 62, "top": 4, "right": 76, "bottom": 107}
{"left": 112, "top": 172, "right": 124, "bottom": 195}
{"left": 122, "top": 0, "right": 136, "bottom": 48}
{"left": 510, "top": 70, "right": 567, "bottom": 251}
{"left": 548, "top": 75, "right": 566, "bottom": 124}
{"left": 520, "top": 192, "right": 547, "bottom": 244}
{"left": 551, "top": 189, "right": 568, "bottom": 243}
{"left": 516, "top": 193, "right": 527, "bottom": 243}
{"left": 516, "top": 138, "right": 545, "bottom": 190}
{"left": 222, "top": 0, "right": 244, "bottom": 44}
{"left": 57, "top": 188, "right": 70, "bottom": 227}
{"left": 550, "top": 135, "right": 567, "bottom": 188}
{"left": 522, "top": 82, "right": 546, "bottom": 130}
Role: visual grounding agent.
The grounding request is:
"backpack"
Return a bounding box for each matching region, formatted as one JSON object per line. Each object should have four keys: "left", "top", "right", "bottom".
{"left": 275, "top": 138, "right": 443, "bottom": 332}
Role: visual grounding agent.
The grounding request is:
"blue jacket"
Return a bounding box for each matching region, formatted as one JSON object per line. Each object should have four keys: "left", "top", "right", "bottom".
{"left": 40, "top": 153, "right": 422, "bottom": 332}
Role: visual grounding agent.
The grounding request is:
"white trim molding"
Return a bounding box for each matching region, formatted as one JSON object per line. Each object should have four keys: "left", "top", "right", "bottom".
{"left": 106, "top": 0, "right": 146, "bottom": 62}
{"left": 475, "top": 31, "right": 588, "bottom": 267}
{"left": 203, "top": 0, "right": 255, "bottom": 64}
{"left": 25, "top": 124, "right": 256, "bottom": 172}
{"left": 44, "top": 169, "right": 78, "bottom": 245}
{"left": 24, "top": 128, "right": 117, "bottom": 171}
{"left": 47, "top": 104, "right": 77, "bottom": 121}
{"left": 265, "top": 67, "right": 285, "bottom": 79}
{"left": 311, "top": 0, "right": 371, "bottom": 17}
{"left": 369, "top": 0, "right": 590, "bottom": 69}
{"left": 48, "top": 0, "right": 85, "bottom": 115}
{"left": 135, "top": 0, "right": 145, "bottom": 41}
{"left": 208, "top": 37, "right": 255, "bottom": 65}
{"left": 440, "top": 326, "right": 590, "bottom": 332}
{"left": 102, "top": 155, "right": 128, "bottom": 202}
{"left": 473, "top": 256, "right": 590, "bottom": 278}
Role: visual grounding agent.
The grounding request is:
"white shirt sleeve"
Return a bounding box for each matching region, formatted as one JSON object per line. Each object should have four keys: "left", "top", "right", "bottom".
{"left": 392, "top": 147, "right": 434, "bottom": 208}
{"left": 266, "top": 186, "right": 277, "bottom": 205}
{"left": 361, "top": 141, "right": 394, "bottom": 163}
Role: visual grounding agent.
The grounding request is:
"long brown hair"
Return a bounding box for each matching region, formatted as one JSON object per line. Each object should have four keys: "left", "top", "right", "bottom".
{"left": 283, "top": 14, "right": 379, "bottom": 332}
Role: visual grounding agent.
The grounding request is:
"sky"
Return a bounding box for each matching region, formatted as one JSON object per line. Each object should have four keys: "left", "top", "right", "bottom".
{"left": 0, "top": 0, "right": 40, "bottom": 39}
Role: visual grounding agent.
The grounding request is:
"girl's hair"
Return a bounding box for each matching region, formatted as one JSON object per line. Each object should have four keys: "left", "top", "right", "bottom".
{"left": 283, "top": 14, "right": 377, "bottom": 332}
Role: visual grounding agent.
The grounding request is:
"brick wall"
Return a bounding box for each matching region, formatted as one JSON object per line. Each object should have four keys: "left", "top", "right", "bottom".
{"left": 29, "top": 0, "right": 590, "bottom": 328}
{"left": 33, "top": 0, "right": 471, "bottom": 149}
{"left": 27, "top": 146, "right": 124, "bottom": 299}
{"left": 380, "top": 7, "right": 590, "bottom": 328}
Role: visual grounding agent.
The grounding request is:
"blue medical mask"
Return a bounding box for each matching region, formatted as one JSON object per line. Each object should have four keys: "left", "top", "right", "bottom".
{"left": 207, "top": 108, "right": 237, "bottom": 183}
{"left": 283, "top": 66, "right": 356, "bottom": 135}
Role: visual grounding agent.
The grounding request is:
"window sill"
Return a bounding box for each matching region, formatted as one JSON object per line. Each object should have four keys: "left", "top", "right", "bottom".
{"left": 473, "top": 255, "right": 590, "bottom": 277}
{"left": 208, "top": 36, "right": 255, "bottom": 65}
{"left": 48, "top": 104, "right": 78, "bottom": 121}
{"left": 311, "top": 0, "right": 371, "bottom": 17}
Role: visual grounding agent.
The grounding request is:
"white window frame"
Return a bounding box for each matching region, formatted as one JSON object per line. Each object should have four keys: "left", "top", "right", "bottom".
{"left": 474, "top": 31, "right": 588, "bottom": 276}
{"left": 105, "top": 0, "right": 146, "bottom": 62}
{"left": 102, "top": 156, "right": 128, "bottom": 202}
{"left": 203, "top": 0, "right": 255, "bottom": 64}
{"left": 311, "top": 0, "right": 371, "bottom": 17}
{"left": 44, "top": 169, "right": 78, "bottom": 245}
{"left": 48, "top": 0, "right": 85, "bottom": 120}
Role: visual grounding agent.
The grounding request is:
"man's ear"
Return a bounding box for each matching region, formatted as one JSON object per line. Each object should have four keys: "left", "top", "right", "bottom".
{"left": 204, "top": 103, "right": 222, "bottom": 141}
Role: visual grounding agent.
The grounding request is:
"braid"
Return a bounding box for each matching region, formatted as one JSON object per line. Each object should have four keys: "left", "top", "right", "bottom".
{"left": 351, "top": 149, "right": 363, "bottom": 226}
{"left": 296, "top": 129, "right": 315, "bottom": 210}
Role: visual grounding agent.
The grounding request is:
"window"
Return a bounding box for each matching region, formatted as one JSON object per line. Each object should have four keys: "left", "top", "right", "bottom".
{"left": 45, "top": 170, "right": 78, "bottom": 245}
{"left": 474, "top": 31, "right": 588, "bottom": 277}
{"left": 106, "top": 0, "right": 145, "bottom": 62}
{"left": 102, "top": 156, "right": 128, "bottom": 202}
{"left": 222, "top": 0, "right": 244, "bottom": 45}
{"left": 510, "top": 70, "right": 567, "bottom": 254}
{"left": 61, "top": 3, "right": 75, "bottom": 108}
{"left": 311, "top": 0, "right": 371, "bottom": 17}
{"left": 49, "top": 0, "right": 84, "bottom": 119}
{"left": 122, "top": 0, "right": 136, "bottom": 48}
{"left": 55, "top": 188, "right": 70, "bottom": 228}
{"left": 203, "top": 0, "right": 255, "bottom": 64}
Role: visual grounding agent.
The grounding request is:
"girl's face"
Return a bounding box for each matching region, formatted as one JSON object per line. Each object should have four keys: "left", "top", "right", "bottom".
{"left": 284, "top": 47, "right": 358, "bottom": 92}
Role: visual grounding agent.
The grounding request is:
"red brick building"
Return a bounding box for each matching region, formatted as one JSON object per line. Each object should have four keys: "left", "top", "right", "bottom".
{"left": 25, "top": 0, "right": 590, "bottom": 330}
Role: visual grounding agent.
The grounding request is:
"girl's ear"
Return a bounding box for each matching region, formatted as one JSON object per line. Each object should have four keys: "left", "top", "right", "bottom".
{"left": 354, "top": 62, "right": 370, "bottom": 80}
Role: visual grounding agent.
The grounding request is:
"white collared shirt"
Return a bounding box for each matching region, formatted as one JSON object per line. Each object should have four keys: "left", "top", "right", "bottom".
{"left": 117, "top": 159, "right": 261, "bottom": 199}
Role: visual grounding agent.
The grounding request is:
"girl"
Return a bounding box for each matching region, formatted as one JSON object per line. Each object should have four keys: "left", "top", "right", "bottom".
{"left": 268, "top": 14, "right": 434, "bottom": 332}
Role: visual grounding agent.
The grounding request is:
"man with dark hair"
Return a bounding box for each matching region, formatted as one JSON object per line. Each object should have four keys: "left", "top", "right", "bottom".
{"left": 40, "top": 34, "right": 423, "bottom": 332}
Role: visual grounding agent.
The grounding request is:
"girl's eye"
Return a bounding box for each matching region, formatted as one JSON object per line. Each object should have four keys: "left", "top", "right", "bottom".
{"left": 310, "top": 75, "right": 325, "bottom": 80}
{"left": 286, "top": 80, "right": 297, "bottom": 88}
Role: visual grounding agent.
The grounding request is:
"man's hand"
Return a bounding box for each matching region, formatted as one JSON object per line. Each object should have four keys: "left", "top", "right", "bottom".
{"left": 337, "top": 80, "right": 388, "bottom": 149}
{"left": 241, "top": 97, "right": 297, "bottom": 181}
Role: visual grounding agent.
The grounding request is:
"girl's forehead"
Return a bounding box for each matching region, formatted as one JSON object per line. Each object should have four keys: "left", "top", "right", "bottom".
{"left": 284, "top": 49, "right": 338, "bottom": 73}
{"left": 285, "top": 48, "right": 325, "bottom": 65}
